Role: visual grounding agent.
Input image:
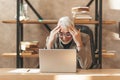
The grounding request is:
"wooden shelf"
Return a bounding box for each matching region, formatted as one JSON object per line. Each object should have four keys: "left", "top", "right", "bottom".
{"left": 2, "top": 20, "right": 58, "bottom": 24}
{"left": 1, "top": 52, "right": 116, "bottom": 58}
{"left": 95, "top": 52, "right": 116, "bottom": 58}
{"left": 74, "top": 19, "right": 116, "bottom": 24}
{"left": 2, "top": 20, "right": 116, "bottom": 24}
{"left": 1, "top": 53, "right": 38, "bottom": 58}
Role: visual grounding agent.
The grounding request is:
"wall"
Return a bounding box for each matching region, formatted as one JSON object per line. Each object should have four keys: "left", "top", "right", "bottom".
{"left": 0, "top": 0, "right": 120, "bottom": 68}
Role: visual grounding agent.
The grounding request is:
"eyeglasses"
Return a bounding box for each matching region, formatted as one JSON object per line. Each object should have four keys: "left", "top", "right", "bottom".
{"left": 59, "top": 32, "right": 72, "bottom": 37}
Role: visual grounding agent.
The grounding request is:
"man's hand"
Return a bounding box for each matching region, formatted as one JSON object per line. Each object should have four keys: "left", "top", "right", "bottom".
{"left": 47, "top": 25, "right": 60, "bottom": 49}
{"left": 69, "top": 26, "right": 83, "bottom": 50}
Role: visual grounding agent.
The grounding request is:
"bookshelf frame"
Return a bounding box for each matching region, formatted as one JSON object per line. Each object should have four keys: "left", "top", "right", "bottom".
{"left": 3, "top": 0, "right": 116, "bottom": 68}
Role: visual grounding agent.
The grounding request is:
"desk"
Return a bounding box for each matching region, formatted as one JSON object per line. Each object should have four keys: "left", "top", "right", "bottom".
{"left": 0, "top": 68, "right": 120, "bottom": 80}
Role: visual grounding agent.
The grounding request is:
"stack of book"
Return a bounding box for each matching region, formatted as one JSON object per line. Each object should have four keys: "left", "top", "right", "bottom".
{"left": 21, "top": 41, "right": 39, "bottom": 55}
{"left": 72, "top": 7, "right": 92, "bottom": 20}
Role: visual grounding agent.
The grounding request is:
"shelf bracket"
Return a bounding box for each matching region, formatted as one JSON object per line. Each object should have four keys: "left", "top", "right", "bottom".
{"left": 25, "top": 0, "right": 51, "bottom": 32}
{"left": 86, "top": 0, "right": 94, "bottom": 7}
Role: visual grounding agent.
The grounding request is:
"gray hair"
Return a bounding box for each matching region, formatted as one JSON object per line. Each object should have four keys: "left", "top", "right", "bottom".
{"left": 58, "top": 16, "right": 74, "bottom": 28}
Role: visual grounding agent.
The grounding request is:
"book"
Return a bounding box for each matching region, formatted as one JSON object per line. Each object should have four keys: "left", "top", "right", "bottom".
{"left": 72, "top": 6, "right": 92, "bottom": 20}
{"left": 21, "top": 41, "right": 39, "bottom": 54}
{"left": 72, "top": 6, "right": 89, "bottom": 12}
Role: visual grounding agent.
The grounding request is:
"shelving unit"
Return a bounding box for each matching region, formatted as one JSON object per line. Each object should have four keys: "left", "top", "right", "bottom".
{"left": 2, "top": 0, "right": 116, "bottom": 68}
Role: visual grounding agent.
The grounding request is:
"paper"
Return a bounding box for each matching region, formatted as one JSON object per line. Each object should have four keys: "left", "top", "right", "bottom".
{"left": 8, "top": 69, "right": 40, "bottom": 73}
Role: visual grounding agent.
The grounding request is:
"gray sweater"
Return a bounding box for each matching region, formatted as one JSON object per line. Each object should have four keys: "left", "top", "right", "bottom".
{"left": 46, "top": 33, "right": 92, "bottom": 69}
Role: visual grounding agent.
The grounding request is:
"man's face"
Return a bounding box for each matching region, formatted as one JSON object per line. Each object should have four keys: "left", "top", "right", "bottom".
{"left": 59, "top": 26, "right": 72, "bottom": 44}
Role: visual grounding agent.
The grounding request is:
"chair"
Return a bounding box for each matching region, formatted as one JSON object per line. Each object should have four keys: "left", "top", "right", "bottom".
{"left": 75, "top": 25, "right": 98, "bottom": 69}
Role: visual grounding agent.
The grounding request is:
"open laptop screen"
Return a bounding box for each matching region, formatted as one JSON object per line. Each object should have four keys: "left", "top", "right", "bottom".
{"left": 39, "top": 49, "right": 77, "bottom": 73}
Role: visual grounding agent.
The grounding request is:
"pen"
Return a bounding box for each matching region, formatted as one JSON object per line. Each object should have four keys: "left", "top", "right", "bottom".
{"left": 27, "top": 69, "right": 30, "bottom": 72}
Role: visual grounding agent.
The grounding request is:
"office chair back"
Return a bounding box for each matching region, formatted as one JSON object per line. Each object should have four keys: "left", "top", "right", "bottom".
{"left": 75, "top": 25, "right": 97, "bottom": 69}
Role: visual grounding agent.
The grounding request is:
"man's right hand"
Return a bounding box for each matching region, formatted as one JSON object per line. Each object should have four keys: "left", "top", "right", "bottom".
{"left": 47, "top": 26, "right": 60, "bottom": 49}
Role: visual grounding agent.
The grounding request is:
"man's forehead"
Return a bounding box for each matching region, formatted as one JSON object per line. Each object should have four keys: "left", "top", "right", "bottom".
{"left": 60, "top": 27, "right": 69, "bottom": 32}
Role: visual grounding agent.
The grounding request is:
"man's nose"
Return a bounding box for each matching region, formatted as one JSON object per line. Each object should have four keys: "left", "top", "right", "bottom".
{"left": 63, "top": 36, "right": 66, "bottom": 40}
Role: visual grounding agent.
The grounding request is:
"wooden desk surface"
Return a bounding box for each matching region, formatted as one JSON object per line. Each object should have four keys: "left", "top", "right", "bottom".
{"left": 0, "top": 68, "right": 120, "bottom": 80}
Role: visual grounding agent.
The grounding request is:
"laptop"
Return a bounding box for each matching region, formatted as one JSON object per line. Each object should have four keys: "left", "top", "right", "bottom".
{"left": 39, "top": 49, "right": 77, "bottom": 73}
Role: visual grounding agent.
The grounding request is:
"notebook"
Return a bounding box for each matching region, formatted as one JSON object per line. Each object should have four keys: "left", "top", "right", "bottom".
{"left": 39, "top": 49, "right": 77, "bottom": 73}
